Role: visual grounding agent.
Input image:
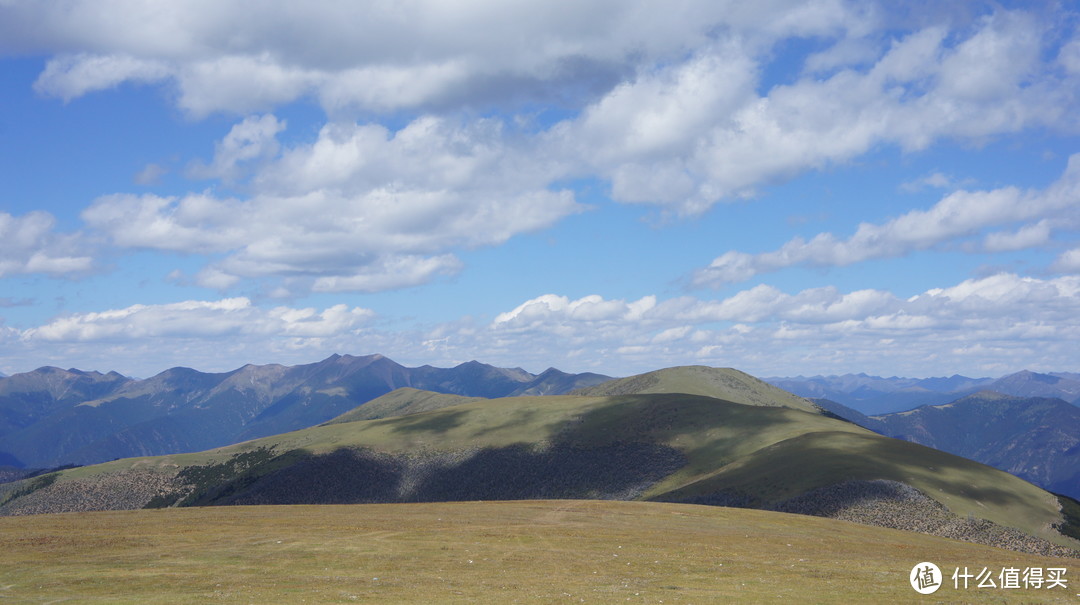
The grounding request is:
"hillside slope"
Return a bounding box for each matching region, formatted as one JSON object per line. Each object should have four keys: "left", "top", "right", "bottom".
{"left": 3, "top": 388, "right": 1076, "bottom": 555}
{"left": 324, "top": 388, "right": 485, "bottom": 424}
{"left": 870, "top": 392, "right": 1080, "bottom": 500}
{"left": 574, "top": 366, "right": 824, "bottom": 414}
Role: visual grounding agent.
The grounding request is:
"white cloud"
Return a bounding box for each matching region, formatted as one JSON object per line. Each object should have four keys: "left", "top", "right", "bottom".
{"left": 494, "top": 294, "right": 657, "bottom": 328}
{"left": 1053, "top": 247, "right": 1080, "bottom": 273}
{"left": 7, "top": 272, "right": 1080, "bottom": 378}
{"left": 0, "top": 211, "right": 93, "bottom": 278}
{"left": 311, "top": 255, "right": 464, "bottom": 294}
{"left": 82, "top": 193, "right": 245, "bottom": 254}
{"left": 652, "top": 326, "right": 693, "bottom": 344}
{"left": 982, "top": 220, "right": 1052, "bottom": 252}
{"left": 173, "top": 55, "right": 316, "bottom": 117}
{"left": 83, "top": 114, "right": 585, "bottom": 293}
{"left": 541, "top": 9, "right": 1079, "bottom": 214}
{"left": 10, "top": 1, "right": 1079, "bottom": 282}
{"left": 452, "top": 273, "right": 1080, "bottom": 376}
{"left": 935, "top": 11, "right": 1040, "bottom": 103}
{"left": 22, "top": 298, "right": 373, "bottom": 342}
{"left": 919, "top": 273, "right": 1080, "bottom": 306}
{"left": 194, "top": 267, "right": 241, "bottom": 290}
{"left": 11, "top": 3, "right": 1077, "bottom": 216}
{"left": 33, "top": 53, "right": 169, "bottom": 101}
{"left": 187, "top": 114, "right": 285, "bottom": 181}
{"left": 5, "top": 298, "right": 378, "bottom": 376}
{"left": 4, "top": 0, "right": 871, "bottom": 118}
{"left": 693, "top": 154, "right": 1080, "bottom": 287}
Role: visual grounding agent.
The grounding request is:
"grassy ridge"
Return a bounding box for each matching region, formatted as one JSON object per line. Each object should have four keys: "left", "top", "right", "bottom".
{"left": 324, "top": 388, "right": 486, "bottom": 424}
{"left": 1, "top": 500, "right": 1077, "bottom": 604}
{"left": 656, "top": 431, "right": 1068, "bottom": 544}
{"left": 4, "top": 390, "right": 1076, "bottom": 552}
{"left": 572, "top": 366, "right": 823, "bottom": 414}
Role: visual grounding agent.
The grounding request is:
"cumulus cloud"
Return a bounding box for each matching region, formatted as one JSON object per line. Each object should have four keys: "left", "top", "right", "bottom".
{"left": 5, "top": 298, "right": 377, "bottom": 375}
{"left": 5, "top": 0, "right": 1080, "bottom": 337}
{"left": 82, "top": 115, "right": 584, "bottom": 293}
{"left": 6, "top": 272, "right": 1080, "bottom": 378}
{"left": 982, "top": 220, "right": 1052, "bottom": 252}
{"left": 4, "top": 0, "right": 867, "bottom": 117}
{"left": 7, "top": 2, "right": 1077, "bottom": 215}
{"left": 693, "top": 154, "right": 1080, "bottom": 287}
{"left": 33, "top": 53, "right": 169, "bottom": 101}
{"left": 22, "top": 298, "right": 373, "bottom": 342}
{"left": 453, "top": 273, "right": 1080, "bottom": 376}
{"left": 311, "top": 255, "right": 464, "bottom": 294}
{"left": 0, "top": 211, "right": 93, "bottom": 278}
{"left": 1051, "top": 248, "right": 1080, "bottom": 273}
{"left": 494, "top": 294, "right": 657, "bottom": 328}
{"left": 187, "top": 114, "right": 285, "bottom": 182}
{"left": 540, "top": 8, "right": 1079, "bottom": 213}
{"left": 4, "top": 2, "right": 1077, "bottom": 297}
{"left": 82, "top": 193, "right": 245, "bottom": 254}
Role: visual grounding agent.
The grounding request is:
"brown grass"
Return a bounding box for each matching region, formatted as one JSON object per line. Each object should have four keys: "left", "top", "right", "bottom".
{"left": 0, "top": 500, "right": 1077, "bottom": 603}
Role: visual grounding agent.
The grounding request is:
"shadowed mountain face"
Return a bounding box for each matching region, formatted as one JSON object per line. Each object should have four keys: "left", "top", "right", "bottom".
{"left": 0, "top": 354, "right": 610, "bottom": 469}
{"left": 0, "top": 367, "right": 131, "bottom": 438}
{"left": 868, "top": 392, "right": 1080, "bottom": 500}
{"left": 169, "top": 442, "right": 687, "bottom": 507}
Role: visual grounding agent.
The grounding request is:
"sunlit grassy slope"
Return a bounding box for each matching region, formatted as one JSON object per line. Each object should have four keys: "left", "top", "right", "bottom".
{"left": 572, "top": 365, "right": 823, "bottom": 414}
{"left": 1, "top": 500, "right": 1077, "bottom": 604}
{"left": 324, "top": 387, "right": 486, "bottom": 424}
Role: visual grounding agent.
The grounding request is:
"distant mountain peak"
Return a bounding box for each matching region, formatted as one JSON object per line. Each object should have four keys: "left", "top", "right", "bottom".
{"left": 0, "top": 353, "right": 606, "bottom": 468}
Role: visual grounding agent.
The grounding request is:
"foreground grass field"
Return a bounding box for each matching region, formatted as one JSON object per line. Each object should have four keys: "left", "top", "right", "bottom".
{"left": 1, "top": 500, "right": 1077, "bottom": 603}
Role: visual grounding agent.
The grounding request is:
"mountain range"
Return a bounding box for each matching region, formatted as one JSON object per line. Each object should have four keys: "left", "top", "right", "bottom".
{"left": 0, "top": 354, "right": 609, "bottom": 470}
{"left": 2, "top": 364, "right": 1077, "bottom": 558}
{"left": 766, "top": 370, "right": 1080, "bottom": 414}
{"left": 5, "top": 353, "right": 1080, "bottom": 556}
{"left": 818, "top": 392, "right": 1080, "bottom": 501}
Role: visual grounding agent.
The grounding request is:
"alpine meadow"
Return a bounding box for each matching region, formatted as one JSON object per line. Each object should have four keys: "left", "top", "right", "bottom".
{"left": 3, "top": 1, "right": 1080, "bottom": 603}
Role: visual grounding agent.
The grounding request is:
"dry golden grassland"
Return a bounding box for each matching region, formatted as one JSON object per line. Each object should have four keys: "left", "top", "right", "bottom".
{"left": 1, "top": 500, "right": 1078, "bottom": 604}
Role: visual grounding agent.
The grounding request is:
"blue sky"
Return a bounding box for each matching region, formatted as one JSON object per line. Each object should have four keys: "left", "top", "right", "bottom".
{"left": 2, "top": 0, "right": 1080, "bottom": 379}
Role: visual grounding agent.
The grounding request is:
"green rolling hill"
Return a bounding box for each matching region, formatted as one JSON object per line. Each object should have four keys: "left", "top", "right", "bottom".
{"left": 573, "top": 365, "right": 825, "bottom": 414}
{"left": 1, "top": 366, "right": 1076, "bottom": 557}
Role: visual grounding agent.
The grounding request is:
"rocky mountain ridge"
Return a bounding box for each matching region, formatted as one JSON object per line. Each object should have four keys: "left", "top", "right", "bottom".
{"left": 0, "top": 354, "right": 609, "bottom": 469}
